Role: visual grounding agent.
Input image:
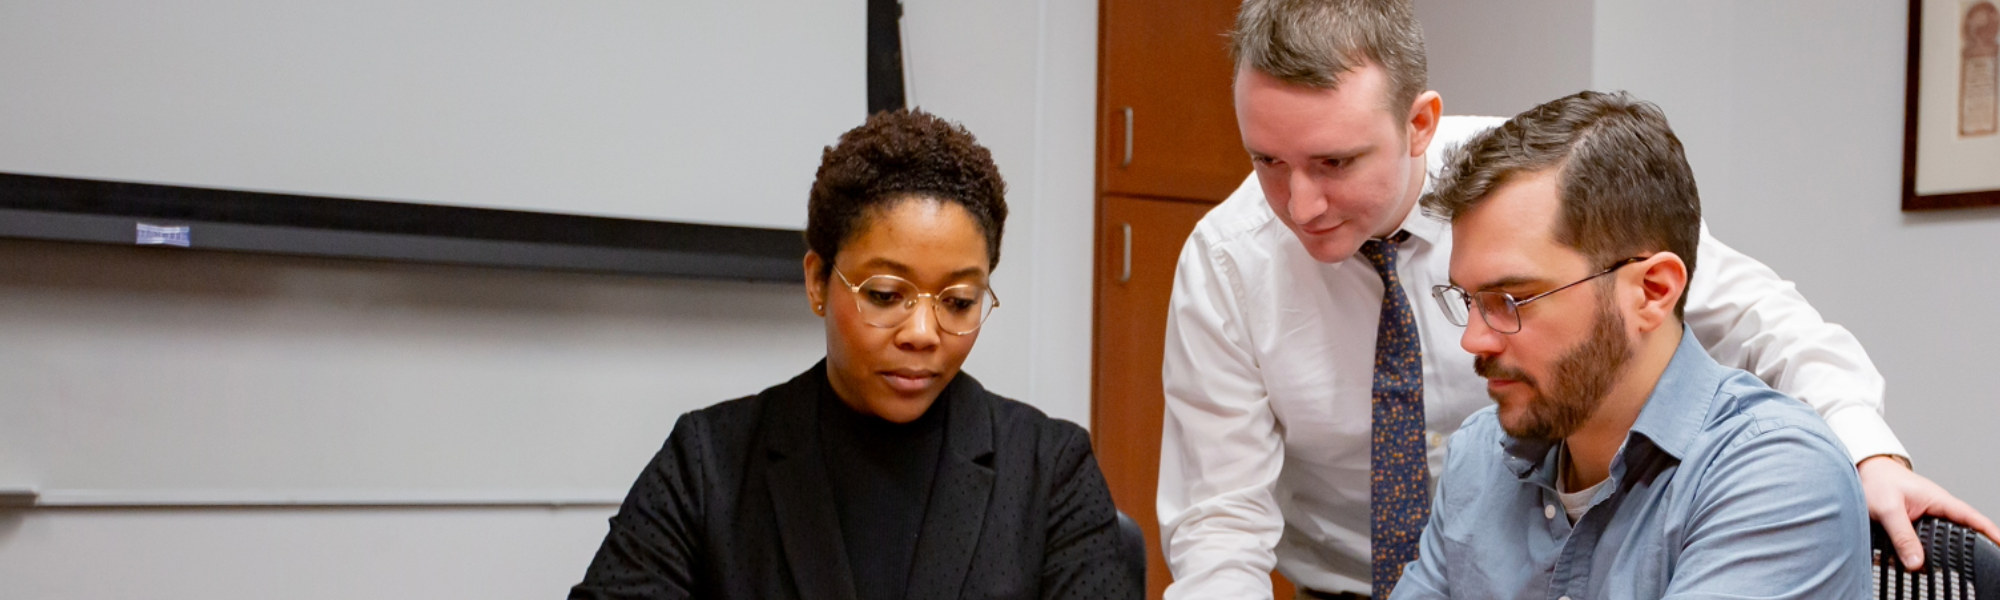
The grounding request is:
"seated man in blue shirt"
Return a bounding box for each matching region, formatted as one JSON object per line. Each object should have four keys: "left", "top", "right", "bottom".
{"left": 1390, "top": 90, "right": 1869, "bottom": 600}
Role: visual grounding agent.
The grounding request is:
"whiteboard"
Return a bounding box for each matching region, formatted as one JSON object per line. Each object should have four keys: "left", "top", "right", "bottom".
{"left": 0, "top": 0, "right": 864, "bottom": 506}
{"left": 0, "top": 0, "right": 865, "bottom": 231}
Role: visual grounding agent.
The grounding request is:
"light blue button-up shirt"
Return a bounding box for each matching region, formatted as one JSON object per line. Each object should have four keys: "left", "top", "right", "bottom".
{"left": 1391, "top": 327, "right": 1869, "bottom": 600}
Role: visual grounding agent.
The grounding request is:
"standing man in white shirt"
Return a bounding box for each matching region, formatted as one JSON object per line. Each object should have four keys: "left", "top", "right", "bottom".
{"left": 1155, "top": 1, "right": 2000, "bottom": 599}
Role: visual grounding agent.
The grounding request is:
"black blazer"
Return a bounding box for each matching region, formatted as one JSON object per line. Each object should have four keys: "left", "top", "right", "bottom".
{"left": 570, "top": 363, "right": 1140, "bottom": 600}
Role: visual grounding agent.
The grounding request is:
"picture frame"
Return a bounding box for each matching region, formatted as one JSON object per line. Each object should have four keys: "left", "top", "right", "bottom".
{"left": 1903, "top": 0, "right": 2000, "bottom": 210}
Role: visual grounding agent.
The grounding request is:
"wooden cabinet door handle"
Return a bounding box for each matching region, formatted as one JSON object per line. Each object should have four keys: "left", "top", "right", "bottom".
{"left": 1121, "top": 106, "right": 1134, "bottom": 168}
{"left": 1119, "top": 222, "right": 1133, "bottom": 283}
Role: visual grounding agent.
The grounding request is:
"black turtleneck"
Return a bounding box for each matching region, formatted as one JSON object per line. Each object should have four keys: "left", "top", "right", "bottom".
{"left": 817, "top": 378, "right": 949, "bottom": 600}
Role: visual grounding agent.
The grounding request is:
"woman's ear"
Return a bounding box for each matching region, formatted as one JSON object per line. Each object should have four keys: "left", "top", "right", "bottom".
{"left": 803, "top": 251, "right": 828, "bottom": 316}
{"left": 1630, "top": 252, "right": 1688, "bottom": 332}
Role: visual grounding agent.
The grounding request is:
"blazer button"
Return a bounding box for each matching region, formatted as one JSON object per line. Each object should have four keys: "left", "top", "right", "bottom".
{"left": 1545, "top": 504, "right": 1557, "bottom": 520}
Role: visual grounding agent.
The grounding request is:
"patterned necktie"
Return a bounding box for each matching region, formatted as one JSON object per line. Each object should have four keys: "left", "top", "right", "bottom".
{"left": 1360, "top": 230, "right": 1428, "bottom": 599}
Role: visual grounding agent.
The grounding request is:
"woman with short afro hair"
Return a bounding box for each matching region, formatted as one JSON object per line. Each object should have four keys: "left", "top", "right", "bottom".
{"left": 572, "top": 109, "right": 1141, "bottom": 600}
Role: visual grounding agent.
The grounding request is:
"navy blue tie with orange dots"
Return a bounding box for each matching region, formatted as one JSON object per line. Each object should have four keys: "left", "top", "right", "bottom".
{"left": 1360, "top": 231, "right": 1428, "bottom": 599}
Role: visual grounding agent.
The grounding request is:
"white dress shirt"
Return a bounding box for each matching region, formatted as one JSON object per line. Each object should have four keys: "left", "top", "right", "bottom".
{"left": 1156, "top": 116, "right": 1906, "bottom": 599}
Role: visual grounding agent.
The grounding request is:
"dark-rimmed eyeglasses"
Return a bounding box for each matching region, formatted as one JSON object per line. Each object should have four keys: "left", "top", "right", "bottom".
{"left": 1430, "top": 256, "right": 1646, "bottom": 334}
{"left": 833, "top": 268, "right": 1000, "bottom": 336}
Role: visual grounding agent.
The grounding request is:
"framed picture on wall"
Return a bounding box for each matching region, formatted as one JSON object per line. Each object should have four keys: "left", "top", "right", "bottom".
{"left": 1904, "top": 0, "right": 2000, "bottom": 210}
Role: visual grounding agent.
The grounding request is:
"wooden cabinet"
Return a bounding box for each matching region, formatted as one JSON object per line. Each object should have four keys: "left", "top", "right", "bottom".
{"left": 1091, "top": 195, "right": 1213, "bottom": 599}
{"left": 1092, "top": 2, "right": 1293, "bottom": 598}
{"left": 1097, "top": 0, "right": 1246, "bottom": 202}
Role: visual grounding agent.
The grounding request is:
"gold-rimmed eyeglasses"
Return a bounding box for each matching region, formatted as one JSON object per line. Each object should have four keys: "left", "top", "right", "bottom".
{"left": 833, "top": 268, "right": 1000, "bottom": 336}
{"left": 1430, "top": 256, "right": 1646, "bottom": 334}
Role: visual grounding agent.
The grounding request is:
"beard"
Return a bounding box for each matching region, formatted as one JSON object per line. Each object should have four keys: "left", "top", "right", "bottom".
{"left": 1474, "top": 287, "right": 1634, "bottom": 442}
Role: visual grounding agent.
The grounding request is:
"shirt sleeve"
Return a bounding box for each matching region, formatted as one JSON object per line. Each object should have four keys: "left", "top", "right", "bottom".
{"left": 1660, "top": 418, "right": 1872, "bottom": 599}
{"left": 1157, "top": 185, "right": 1288, "bottom": 600}
{"left": 1385, "top": 450, "right": 1453, "bottom": 600}
{"left": 1683, "top": 223, "right": 1908, "bottom": 463}
{"left": 570, "top": 415, "right": 708, "bottom": 600}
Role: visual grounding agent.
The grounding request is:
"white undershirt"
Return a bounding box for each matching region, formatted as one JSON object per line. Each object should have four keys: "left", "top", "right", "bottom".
{"left": 1557, "top": 443, "right": 1608, "bottom": 524}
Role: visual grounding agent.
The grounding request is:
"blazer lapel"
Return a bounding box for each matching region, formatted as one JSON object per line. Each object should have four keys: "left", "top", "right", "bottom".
{"left": 904, "top": 374, "right": 998, "bottom": 600}
{"left": 762, "top": 368, "right": 860, "bottom": 600}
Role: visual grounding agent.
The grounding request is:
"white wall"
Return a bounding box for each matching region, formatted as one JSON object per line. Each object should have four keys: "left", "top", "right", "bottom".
{"left": 1416, "top": 0, "right": 1595, "bottom": 118}
{"left": 0, "top": 0, "right": 1101, "bottom": 598}
{"left": 1591, "top": 0, "right": 2000, "bottom": 512}
{"left": 1, "top": 507, "right": 615, "bottom": 600}
{"left": 902, "top": 0, "right": 1101, "bottom": 427}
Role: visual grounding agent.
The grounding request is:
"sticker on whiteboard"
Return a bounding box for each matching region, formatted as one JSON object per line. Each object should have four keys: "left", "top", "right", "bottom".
{"left": 136, "top": 223, "right": 191, "bottom": 247}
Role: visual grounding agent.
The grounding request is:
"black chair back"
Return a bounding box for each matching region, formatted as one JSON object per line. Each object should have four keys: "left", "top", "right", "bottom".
{"left": 1115, "top": 510, "right": 1148, "bottom": 590}
{"left": 1871, "top": 516, "right": 2000, "bottom": 599}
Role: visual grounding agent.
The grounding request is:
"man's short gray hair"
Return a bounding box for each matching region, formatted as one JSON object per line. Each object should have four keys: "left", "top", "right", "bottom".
{"left": 1229, "top": 0, "right": 1429, "bottom": 117}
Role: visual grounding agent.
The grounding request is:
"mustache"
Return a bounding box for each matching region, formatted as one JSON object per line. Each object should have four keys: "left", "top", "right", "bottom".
{"left": 1474, "top": 356, "right": 1535, "bottom": 387}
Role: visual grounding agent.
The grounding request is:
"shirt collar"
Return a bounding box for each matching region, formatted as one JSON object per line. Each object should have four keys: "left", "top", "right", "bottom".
{"left": 1403, "top": 167, "right": 1449, "bottom": 246}
{"left": 1501, "top": 325, "right": 1725, "bottom": 482}
{"left": 1398, "top": 199, "right": 1448, "bottom": 246}
{"left": 1503, "top": 436, "right": 1560, "bottom": 486}
{"left": 1625, "top": 325, "right": 1729, "bottom": 461}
